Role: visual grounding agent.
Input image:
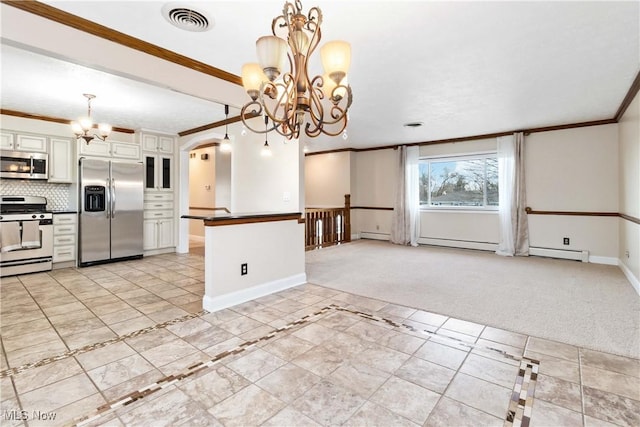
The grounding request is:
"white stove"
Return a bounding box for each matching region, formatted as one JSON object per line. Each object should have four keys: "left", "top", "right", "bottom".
{"left": 0, "top": 196, "right": 53, "bottom": 277}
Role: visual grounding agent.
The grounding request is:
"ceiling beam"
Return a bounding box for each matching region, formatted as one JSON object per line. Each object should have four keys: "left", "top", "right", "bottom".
{"left": 178, "top": 112, "right": 260, "bottom": 137}
{"left": 1, "top": 0, "right": 242, "bottom": 86}
{"left": 0, "top": 109, "right": 135, "bottom": 133}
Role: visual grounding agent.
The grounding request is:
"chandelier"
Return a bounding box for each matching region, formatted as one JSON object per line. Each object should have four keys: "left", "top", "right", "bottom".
{"left": 240, "top": 0, "right": 352, "bottom": 140}
{"left": 71, "top": 94, "right": 112, "bottom": 144}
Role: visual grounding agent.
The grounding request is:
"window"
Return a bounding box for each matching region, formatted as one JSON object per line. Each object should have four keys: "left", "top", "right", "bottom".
{"left": 419, "top": 154, "right": 498, "bottom": 208}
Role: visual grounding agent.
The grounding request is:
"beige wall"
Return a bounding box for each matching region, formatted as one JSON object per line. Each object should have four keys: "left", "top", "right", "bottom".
{"left": 618, "top": 91, "right": 640, "bottom": 288}
{"left": 306, "top": 125, "right": 623, "bottom": 260}
{"left": 526, "top": 124, "right": 619, "bottom": 259}
{"left": 305, "top": 151, "right": 351, "bottom": 207}
{"left": 188, "top": 146, "right": 216, "bottom": 239}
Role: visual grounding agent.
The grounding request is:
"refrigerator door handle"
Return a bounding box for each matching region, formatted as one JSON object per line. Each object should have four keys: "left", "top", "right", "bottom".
{"left": 111, "top": 177, "right": 116, "bottom": 219}
{"left": 105, "top": 179, "right": 111, "bottom": 219}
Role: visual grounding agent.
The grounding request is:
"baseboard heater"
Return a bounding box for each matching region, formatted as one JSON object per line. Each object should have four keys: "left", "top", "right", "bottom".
{"left": 529, "top": 247, "right": 589, "bottom": 262}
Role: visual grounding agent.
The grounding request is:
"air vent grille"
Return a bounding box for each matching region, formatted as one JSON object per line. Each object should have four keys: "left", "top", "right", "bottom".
{"left": 163, "top": 5, "right": 211, "bottom": 32}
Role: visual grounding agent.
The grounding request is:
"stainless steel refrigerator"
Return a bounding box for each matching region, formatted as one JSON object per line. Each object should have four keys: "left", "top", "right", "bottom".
{"left": 79, "top": 158, "right": 144, "bottom": 266}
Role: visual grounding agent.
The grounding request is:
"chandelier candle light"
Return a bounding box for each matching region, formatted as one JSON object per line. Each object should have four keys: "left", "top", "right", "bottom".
{"left": 71, "top": 94, "right": 112, "bottom": 144}
{"left": 240, "top": 0, "right": 352, "bottom": 139}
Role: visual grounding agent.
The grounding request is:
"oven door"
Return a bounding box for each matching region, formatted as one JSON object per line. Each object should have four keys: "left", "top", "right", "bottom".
{"left": 0, "top": 151, "right": 48, "bottom": 180}
{"left": 0, "top": 219, "right": 53, "bottom": 276}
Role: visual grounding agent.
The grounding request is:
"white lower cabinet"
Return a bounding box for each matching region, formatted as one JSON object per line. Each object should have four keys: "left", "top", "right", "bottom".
{"left": 143, "top": 191, "right": 174, "bottom": 251}
{"left": 143, "top": 217, "right": 174, "bottom": 250}
{"left": 53, "top": 213, "right": 77, "bottom": 264}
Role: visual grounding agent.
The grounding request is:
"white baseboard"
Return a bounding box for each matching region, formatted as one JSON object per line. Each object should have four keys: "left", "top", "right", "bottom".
{"left": 618, "top": 259, "right": 640, "bottom": 296}
{"left": 189, "top": 235, "right": 205, "bottom": 243}
{"left": 588, "top": 256, "right": 618, "bottom": 266}
{"left": 419, "top": 237, "right": 498, "bottom": 252}
{"left": 351, "top": 233, "right": 361, "bottom": 241}
{"left": 360, "top": 232, "right": 390, "bottom": 241}
{"left": 530, "top": 247, "right": 589, "bottom": 262}
{"left": 202, "top": 273, "right": 307, "bottom": 312}
{"left": 143, "top": 247, "right": 175, "bottom": 257}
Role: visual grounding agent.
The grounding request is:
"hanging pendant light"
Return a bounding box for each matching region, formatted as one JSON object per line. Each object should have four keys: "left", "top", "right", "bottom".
{"left": 261, "top": 115, "right": 272, "bottom": 157}
{"left": 71, "top": 94, "right": 112, "bottom": 144}
{"left": 220, "top": 104, "right": 232, "bottom": 153}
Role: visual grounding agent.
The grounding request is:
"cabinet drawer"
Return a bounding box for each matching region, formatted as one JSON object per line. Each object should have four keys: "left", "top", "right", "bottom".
{"left": 54, "top": 234, "right": 76, "bottom": 246}
{"left": 53, "top": 245, "right": 75, "bottom": 262}
{"left": 54, "top": 224, "right": 76, "bottom": 235}
{"left": 144, "top": 210, "right": 173, "bottom": 219}
{"left": 144, "top": 201, "right": 173, "bottom": 210}
{"left": 53, "top": 214, "right": 77, "bottom": 225}
{"left": 144, "top": 192, "right": 174, "bottom": 201}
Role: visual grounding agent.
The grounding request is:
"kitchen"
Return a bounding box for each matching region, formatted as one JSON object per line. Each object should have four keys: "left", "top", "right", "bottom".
{"left": 0, "top": 118, "right": 179, "bottom": 277}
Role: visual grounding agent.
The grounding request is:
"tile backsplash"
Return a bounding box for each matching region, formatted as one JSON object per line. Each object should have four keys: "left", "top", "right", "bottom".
{"left": 0, "top": 180, "right": 72, "bottom": 211}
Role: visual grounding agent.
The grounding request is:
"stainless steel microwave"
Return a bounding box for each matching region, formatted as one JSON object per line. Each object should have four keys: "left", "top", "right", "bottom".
{"left": 0, "top": 151, "right": 48, "bottom": 180}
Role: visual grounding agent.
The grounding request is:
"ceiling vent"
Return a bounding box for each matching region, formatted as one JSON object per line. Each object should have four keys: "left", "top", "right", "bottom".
{"left": 162, "top": 3, "right": 212, "bottom": 32}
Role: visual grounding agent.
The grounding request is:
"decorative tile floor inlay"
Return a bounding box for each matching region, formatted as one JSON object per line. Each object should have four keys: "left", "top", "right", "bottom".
{"left": 52, "top": 304, "right": 540, "bottom": 427}
{"left": 0, "top": 310, "right": 209, "bottom": 379}
{"left": 505, "top": 358, "right": 539, "bottom": 427}
{"left": 72, "top": 306, "right": 334, "bottom": 427}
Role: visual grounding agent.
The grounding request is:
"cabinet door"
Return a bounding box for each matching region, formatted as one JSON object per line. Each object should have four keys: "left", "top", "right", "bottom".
{"left": 16, "top": 134, "right": 47, "bottom": 152}
{"left": 49, "top": 138, "right": 74, "bottom": 183}
{"left": 0, "top": 132, "right": 14, "bottom": 150}
{"left": 158, "top": 155, "right": 173, "bottom": 190}
{"left": 157, "top": 219, "right": 174, "bottom": 248}
{"left": 79, "top": 139, "right": 110, "bottom": 157}
{"left": 143, "top": 219, "right": 158, "bottom": 250}
{"left": 142, "top": 134, "right": 158, "bottom": 152}
{"left": 111, "top": 141, "right": 141, "bottom": 160}
{"left": 144, "top": 154, "right": 157, "bottom": 190}
{"left": 157, "top": 136, "right": 174, "bottom": 154}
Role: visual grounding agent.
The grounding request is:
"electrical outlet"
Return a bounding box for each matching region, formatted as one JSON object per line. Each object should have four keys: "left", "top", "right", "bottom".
{"left": 241, "top": 263, "right": 248, "bottom": 275}
{"left": 376, "top": 225, "right": 380, "bottom": 231}
{"left": 626, "top": 250, "right": 630, "bottom": 259}
{"left": 563, "top": 237, "right": 570, "bottom": 245}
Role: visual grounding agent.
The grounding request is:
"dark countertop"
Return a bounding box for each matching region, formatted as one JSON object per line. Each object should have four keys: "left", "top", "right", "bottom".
{"left": 182, "top": 211, "right": 302, "bottom": 226}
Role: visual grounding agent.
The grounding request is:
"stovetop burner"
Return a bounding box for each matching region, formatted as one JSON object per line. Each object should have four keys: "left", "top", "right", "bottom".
{"left": 0, "top": 195, "right": 48, "bottom": 215}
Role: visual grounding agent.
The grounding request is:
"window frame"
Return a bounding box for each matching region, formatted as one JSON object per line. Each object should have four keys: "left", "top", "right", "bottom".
{"left": 419, "top": 151, "right": 499, "bottom": 211}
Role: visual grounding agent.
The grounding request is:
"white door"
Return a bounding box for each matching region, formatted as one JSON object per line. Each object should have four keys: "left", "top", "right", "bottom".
{"left": 16, "top": 134, "right": 47, "bottom": 152}
{"left": 157, "top": 219, "right": 174, "bottom": 248}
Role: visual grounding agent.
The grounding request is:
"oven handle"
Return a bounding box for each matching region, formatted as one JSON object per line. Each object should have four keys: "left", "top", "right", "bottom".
{"left": 111, "top": 178, "right": 116, "bottom": 219}
{"left": 30, "top": 156, "right": 34, "bottom": 176}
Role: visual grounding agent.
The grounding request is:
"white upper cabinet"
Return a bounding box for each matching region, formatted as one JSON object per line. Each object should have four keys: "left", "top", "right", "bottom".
{"left": 141, "top": 133, "right": 174, "bottom": 154}
{"left": 1, "top": 132, "right": 47, "bottom": 152}
{"left": 49, "top": 138, "right": 74, "bottom": 183}
{"left": 78, "top": 139, "right": 141, "bottom": 161}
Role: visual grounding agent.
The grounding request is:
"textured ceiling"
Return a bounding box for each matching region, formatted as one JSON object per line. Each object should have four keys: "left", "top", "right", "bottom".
{"left": 1, "top": 1, "right": 639, "bottom": 151}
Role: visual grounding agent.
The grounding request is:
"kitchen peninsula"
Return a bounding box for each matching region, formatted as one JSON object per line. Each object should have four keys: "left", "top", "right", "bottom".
{"left": 182, "top": 211, "right": 306, "bottom": 312}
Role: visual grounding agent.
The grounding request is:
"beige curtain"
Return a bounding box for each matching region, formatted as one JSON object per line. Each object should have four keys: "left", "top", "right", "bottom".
{"left": 496, "top": 132, "right": 529, "bottom": 256}
{"left": 391, "top": 146, "right": 420, "bottom": 246}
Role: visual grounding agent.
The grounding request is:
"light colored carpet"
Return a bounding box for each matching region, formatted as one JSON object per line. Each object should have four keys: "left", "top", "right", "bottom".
{"left": 305, "top": 240, "right": 640, "bottom": 359}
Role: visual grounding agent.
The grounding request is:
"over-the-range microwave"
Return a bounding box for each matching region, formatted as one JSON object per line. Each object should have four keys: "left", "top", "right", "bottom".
{"left": 0, "top": 151, "right": 48, "bottom": 180}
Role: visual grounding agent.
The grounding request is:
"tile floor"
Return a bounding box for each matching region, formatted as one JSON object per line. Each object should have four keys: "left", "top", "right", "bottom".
{"left": 1, "top": 253, "right": 639, "bottom": 427}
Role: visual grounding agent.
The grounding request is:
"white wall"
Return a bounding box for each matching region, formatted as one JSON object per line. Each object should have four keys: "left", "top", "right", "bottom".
{"left": 230, "top": 119, "right": 301, "bottom": 213}
{"left": 618, "top": 91, "right": 640, "bottom": 290}
{"left": 203, "top": 219, "right": 305, "bottom": 311}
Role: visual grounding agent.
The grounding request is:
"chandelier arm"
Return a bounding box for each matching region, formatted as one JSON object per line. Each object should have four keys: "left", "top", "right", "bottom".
{"left": 240, "top": 103, "right": 279, "bottom": 134}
